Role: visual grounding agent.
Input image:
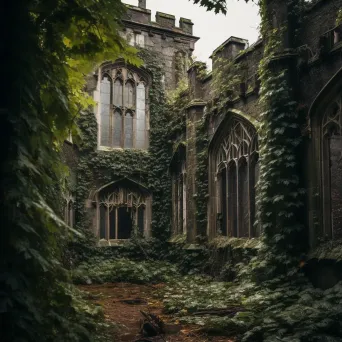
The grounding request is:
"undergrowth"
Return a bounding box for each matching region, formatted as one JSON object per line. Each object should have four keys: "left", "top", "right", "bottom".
{"left": 161, "top": 273, "right": 342, "bottom": 341}
{"left": 72, "top": 258, "right": 180, "bottom": 285}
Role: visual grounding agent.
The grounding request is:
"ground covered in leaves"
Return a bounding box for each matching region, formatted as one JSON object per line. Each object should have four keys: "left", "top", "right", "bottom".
{"left": 74, "top": 258, "right": 342, "bottom": 342}
{"left": 79, "top": 282, "right": 235, "bottom": 342}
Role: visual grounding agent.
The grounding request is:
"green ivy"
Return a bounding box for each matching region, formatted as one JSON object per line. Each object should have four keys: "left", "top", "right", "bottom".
{"left": 71, "top": 48, "right": 173, "bottom": 260}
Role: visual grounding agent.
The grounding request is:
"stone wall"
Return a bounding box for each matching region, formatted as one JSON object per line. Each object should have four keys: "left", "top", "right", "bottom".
{"left": 122, "top": 4, "right": 198, "bottom": 91}
{"left": 181, "top": 0, "right": 342, "bottom": 246}
{"left": 299, "top": 0, "right": 342, "bottom": 108}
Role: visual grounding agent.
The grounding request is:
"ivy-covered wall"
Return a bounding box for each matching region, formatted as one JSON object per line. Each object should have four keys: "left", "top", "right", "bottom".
{"left": 72, "top": 49, "right": 175, "bottom": 243}
{"left": 179, "top": 0, "right": 342, "bottom": 248}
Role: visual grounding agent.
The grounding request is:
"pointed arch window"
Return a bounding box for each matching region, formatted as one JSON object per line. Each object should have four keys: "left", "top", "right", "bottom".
{"left": 98, "top": 66, "right": 149, "bottom": 149}
{"left": 95, "top": 182, "right": 151, "bottom": 240}
{"left": 210, "top": 117, "right": 259, "bottom": 238}
{"left": 321, "top": 99, "right": 342, "bottom": 239}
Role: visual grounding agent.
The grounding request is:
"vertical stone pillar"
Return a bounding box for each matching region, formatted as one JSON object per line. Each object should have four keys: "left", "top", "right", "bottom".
{"left": 185, "top": 62, "right": 207, "bottom": 243}
{"left": 185, "top": 102, "right": 206, "bottom": 243}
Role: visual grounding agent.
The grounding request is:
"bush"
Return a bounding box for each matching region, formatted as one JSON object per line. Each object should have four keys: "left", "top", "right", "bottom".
{"left": 72, "top": 258, "right": 180, "bottom": 285}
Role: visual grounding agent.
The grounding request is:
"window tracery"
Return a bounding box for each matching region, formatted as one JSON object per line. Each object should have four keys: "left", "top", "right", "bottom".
{"left": 99, "top": 66, "right": 148, "bottom": 149}
{"left": 321, "top": 98, "right": 342, "bottom": 239}
{"left": 95, "top": 184, "right": 150, "bottom": 240}
{"left": 212, "top": 117, "right": 259, "bottom": 238}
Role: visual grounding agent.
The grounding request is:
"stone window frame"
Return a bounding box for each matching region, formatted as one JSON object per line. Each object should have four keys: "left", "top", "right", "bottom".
{"left": 89, "top": 178, "right": 152, "bottom": 242}
{"left": 170, "top": 143, "right": 187, "bottom": 236}
{"left": 208, "top": 112, "right": 259, "bottom": 239}
{"left": 308, "top": 68, "right": 342, "bottom": 245}
{"left": 97, "top": 62, "right": 150, "bottom": 150}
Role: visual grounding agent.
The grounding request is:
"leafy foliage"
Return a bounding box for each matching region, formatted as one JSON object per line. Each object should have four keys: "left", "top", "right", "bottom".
{"left": 209, "top": 57, "right": 243, "bottom": 111}
{"left": 72, "top": 48, "right": 172, "bottom": 253}
{"left": 337, "top": 9, "right": 342, "bottom": 25}
{"left": 1, "top": 0, "right": 138, "bottom": 340}
{"left": 191, "top": 0, "right": 251, "bottom": 14}
{"left": 73, "top": 258, "right": 180, "bottom": 284}
{"left": 160, "top": 273, "right": 342, "bottom": 341}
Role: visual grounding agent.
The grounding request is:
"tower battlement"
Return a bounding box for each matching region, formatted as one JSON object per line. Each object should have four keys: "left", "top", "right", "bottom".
{"left": 125, "top": 2, "right": 194, "bottom": 35}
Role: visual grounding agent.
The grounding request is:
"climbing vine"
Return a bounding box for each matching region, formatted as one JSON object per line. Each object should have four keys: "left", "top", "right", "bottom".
{"left": 72, "top": 48, "right": 173, "bottom": 257}
{"left": 337, "top": 8, "right": 342, "bottom": 25}
{"left": 251, "top": 0, "right": 307, "bottom": 281}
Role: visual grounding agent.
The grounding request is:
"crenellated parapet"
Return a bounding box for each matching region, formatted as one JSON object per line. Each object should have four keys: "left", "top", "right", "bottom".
{"left": 122, "top": 1, "right": 199, "bottom": 91}
{"left": 124, "top": 2, "right": 195, "bottom": 37}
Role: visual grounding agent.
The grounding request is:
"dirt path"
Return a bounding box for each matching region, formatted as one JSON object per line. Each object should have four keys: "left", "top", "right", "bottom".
{"left": 78, "top": 283, "right": 235, "bottom": 342}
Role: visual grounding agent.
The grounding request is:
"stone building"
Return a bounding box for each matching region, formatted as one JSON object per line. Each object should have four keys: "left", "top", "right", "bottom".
{"left": 64, "top": 0, "right": 342, "bottom": 275}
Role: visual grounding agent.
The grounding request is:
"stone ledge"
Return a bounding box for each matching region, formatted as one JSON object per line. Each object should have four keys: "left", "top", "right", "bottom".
{"left": 309, "top": 239, "right": 342, "bottom": 261}
{"left": 209, "top": 236, "right": 262, "bottom": 250}
{"left": 97, "top": 239, "right": 129, "bottom": 247}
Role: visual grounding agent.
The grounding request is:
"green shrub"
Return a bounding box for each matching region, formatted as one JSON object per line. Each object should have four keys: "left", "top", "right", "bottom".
{"left": 72, "top": 258, "right": 180, "bottom": 285}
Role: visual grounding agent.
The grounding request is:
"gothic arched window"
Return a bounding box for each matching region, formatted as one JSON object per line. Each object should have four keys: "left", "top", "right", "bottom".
{"left": 98, "top": 66, "right": 148, "bottom": 149}
{"left": 95, "top": 181, "right": 151, "bottom": 240}
{"left": 321, "top": 99, "right": 342, "bottom": 239}
{"left": 209, "top": 116, "right": 259, "bottom": 238}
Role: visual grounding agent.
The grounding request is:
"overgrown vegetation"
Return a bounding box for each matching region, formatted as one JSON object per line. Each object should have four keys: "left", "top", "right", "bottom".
{"left": 161, "top": 274, "right": 342, "bottom": 341}
{"left": 4, "top": 0, "right": 342, "bottom": 341}
{"left": 73, "top": 259, "right": 180, "bottom": 284}
{"left": 1, "top": 0, "right": 137, "bottom": 340}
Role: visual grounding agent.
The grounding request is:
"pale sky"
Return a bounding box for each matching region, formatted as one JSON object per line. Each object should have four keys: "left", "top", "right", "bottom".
{"left": 123, "top": 0, "right": 260, "bottom": 69}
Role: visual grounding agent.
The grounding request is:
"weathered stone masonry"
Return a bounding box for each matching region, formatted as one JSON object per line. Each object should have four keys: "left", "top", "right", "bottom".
{"left": 63, "top": 0, "right": 342, "bottom": 276}
{"left": 173, "top": 0, "right": 342, "bottom": 253}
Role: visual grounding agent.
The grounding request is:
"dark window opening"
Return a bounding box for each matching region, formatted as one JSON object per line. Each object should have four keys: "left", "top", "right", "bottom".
{"left": 138, "top": 206, "right": 145, "bottom": 235}
{"left": 239, "top": 160, "right": 249, "bottom": 237}
{"left": 118, "top": 207, "right": 133, "bottom": 239}
{"left": 220, "top": 168, "right": 228, "bottom": 236}
{"left": 228, "top": 163, "right": 238, "bottom": 237}
{"left": 109, "top": 208, "right": 116, "bottom": 239}
{"left": 100, "top": 205, "right": 106, "bottom": 239}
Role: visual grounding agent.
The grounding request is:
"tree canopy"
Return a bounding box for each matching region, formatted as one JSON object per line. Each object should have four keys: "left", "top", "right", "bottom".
{"left": 191, "top": 0, "right": 251, "bottom": 14}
